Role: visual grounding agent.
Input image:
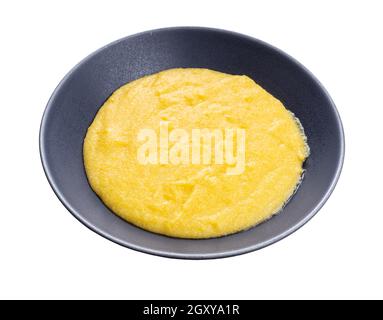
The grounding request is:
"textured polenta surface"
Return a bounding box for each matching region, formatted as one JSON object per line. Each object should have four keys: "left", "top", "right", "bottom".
{"left": 84, "top": 68, "right": 309, "bottom": 238}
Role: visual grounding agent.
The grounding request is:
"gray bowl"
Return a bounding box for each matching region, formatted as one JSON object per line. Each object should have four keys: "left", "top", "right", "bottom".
{"left": 40, "top": 27, "right": 344, "bottom": 259}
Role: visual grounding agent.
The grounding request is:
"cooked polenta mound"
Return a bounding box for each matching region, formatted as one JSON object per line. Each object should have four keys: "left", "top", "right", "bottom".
{"left": 84, "top": 68, "right": 309, "bottom": 238}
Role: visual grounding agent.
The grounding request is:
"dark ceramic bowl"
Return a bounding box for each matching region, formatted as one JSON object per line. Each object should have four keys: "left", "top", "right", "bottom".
{"left": 40, "top": 27, "right": 344, "bottom": 259}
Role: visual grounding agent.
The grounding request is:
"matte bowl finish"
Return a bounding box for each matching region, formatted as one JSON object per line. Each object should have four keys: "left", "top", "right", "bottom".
{"left": 40, "top": 27, "right": 344, "bottom": 259}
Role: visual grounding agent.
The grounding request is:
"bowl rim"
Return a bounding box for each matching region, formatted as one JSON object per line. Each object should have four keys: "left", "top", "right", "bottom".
{"left": 39, "top": 26, "right": 345, "bottom": 259}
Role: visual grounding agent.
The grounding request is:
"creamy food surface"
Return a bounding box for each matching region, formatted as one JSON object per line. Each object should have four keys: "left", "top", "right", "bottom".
{"left": 84, "top": 68, "right": 309, "bottom": 238}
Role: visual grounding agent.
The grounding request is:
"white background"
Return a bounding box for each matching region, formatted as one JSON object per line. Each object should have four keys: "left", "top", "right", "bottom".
{"left": 1, "top": 0, "right": 382, "bottom": 300}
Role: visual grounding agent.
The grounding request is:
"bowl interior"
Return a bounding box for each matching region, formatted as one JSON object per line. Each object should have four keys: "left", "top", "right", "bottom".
{"left": 40, "top": 27, "right": 344, "bottom": 258}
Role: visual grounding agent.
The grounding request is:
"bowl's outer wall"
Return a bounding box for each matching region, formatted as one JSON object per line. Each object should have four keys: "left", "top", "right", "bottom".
{"left": 40, "top": 27, "right": 344, "bottom": 259}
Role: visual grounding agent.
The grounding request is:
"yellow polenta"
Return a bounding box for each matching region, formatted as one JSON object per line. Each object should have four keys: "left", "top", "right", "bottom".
{"left": 84, "top": 68, "right": 309, "bottom": 238}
